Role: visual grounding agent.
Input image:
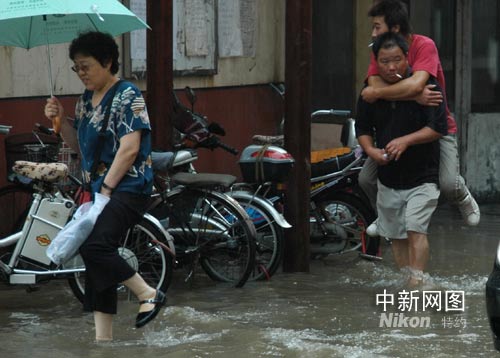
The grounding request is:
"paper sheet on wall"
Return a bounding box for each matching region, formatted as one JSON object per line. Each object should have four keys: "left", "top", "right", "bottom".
{"left": 128, "top": 0, "right": 147, "bottom": 78}
{"left": 218, "top": 0, "right": 257, "bottom": 58}
{"left": 127, "top": 0, "right": 216, "bottom": 75}
{"left": 240, "top": 0, "right": 257, "bottom": 57}
{"left": 130, "top": 0, "right": 147, "bottom": 61}
{"left": 218, "top": 0, "right": 243, "bottom": 57}
{"left": 185, "top": 0, "right": 209, "bottom": 57}
{"left": 173, "top": 0, "right": 216, "bottom": 74}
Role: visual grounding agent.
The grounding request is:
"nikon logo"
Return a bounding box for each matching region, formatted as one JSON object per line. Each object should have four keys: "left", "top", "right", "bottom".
{"left": 379, "top": 313, "right": 431, "bottom": 328}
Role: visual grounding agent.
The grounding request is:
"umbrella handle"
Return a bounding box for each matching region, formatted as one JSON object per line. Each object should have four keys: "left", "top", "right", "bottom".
{"left": 53, "top": 115, "right": 61, "bottom": 134}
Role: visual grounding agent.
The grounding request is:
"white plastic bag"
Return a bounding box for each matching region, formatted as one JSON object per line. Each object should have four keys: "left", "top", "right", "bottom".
{"left": 47, "top": 193, "right": 110, "bottom": 265}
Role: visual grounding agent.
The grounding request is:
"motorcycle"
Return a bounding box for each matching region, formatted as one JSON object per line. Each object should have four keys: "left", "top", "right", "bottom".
{"left": 244, "top": 108, "right": 376, "bottom": 258}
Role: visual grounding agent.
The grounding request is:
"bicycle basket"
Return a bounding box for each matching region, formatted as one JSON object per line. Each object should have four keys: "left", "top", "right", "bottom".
{"left": 24, "top": 144, "right": 59, "bottom": 162}
{"left": 5, "top": 133, "right": 59, "bottom": 175}
{"left": 58, "top": 144, "right": 81, "bottom": 181}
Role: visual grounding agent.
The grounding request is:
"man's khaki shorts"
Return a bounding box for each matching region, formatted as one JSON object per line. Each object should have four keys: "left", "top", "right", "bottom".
{"left": 376, "top": 181, "right": 440, "bottom": 239}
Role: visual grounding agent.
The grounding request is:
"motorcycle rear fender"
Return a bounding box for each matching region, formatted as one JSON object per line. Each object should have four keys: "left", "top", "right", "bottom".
{"left": 230, "top": 190, "right": 292, "bottom": 229}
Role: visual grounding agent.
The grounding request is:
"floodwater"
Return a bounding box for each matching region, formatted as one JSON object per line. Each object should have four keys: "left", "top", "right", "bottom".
{"left": 1, "top": 204, "right": 499, "bottom": 358}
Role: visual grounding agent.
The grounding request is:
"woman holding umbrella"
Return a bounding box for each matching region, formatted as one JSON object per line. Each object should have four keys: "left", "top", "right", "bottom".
{"left": 44, "top": 31, "right": 165, "bottom": 341}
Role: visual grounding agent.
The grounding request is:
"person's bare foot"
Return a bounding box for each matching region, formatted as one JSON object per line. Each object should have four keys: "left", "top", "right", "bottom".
{"left": 404, "top": 267, "right": 426, "bottom": 289}
{"left": 407, "top": 276, "right": 424, "bottom": 288}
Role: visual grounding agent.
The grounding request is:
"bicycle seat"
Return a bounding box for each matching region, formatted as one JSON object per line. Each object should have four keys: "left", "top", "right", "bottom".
{"left": 12, "top": 160, "right": 68, "bottom": 183}
{"left": 171, "top": 172, "right": 236, "bottom": 188}
{"left": 252, "top": 135, "right": 284, "bottom": 147}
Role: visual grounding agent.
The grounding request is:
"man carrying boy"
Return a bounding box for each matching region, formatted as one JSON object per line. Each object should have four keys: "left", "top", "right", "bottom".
{"left": 356, "top": 32, "right": 448, "bottom": 286}
{"left": 360, "top": 0, "right": 479, "bottom": 246}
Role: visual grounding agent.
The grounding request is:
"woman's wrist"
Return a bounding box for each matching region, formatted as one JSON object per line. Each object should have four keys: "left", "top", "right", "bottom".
{"left": 101, "top": 182, "right": 115, "bottom": 192}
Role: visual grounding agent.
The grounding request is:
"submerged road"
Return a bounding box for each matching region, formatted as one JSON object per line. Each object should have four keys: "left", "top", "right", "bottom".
{"left": 0, "top": 203, "right": 498, "bottom": 357}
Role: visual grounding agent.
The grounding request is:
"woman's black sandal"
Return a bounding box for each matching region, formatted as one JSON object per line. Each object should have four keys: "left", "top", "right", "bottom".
{"left": 135, "top": 290, "right": 166, "bottom": 328}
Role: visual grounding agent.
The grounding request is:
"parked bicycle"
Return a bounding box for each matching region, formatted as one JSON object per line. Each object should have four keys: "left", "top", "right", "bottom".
{"left": 1, "top": 124, "right": 88, "bottom": 239}
{"left": 0, "top": 125, "right": 175, "bottom": 303}
{"left": 149, "top": 168, "right": 257, "bottom": 288}
{"left": 149, "top": 89, "right": 288, "bottom": 282}
{"left": 146, "top": 92, "right": 257, "bottom": 288}
{"left": 1, "top": 126, "right": 58, "bottom": 239}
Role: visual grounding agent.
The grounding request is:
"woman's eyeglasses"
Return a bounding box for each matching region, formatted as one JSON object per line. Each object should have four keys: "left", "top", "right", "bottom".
{"left": 71, "top": 62, "right": 95, "bottom": 73}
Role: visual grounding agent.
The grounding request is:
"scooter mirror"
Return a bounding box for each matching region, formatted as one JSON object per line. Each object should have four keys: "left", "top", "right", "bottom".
{"left": 185, "top": 86, "right": 197, "bottom": 109}
{"left": 208, "top": 122, "right": 226, "bottom": 136}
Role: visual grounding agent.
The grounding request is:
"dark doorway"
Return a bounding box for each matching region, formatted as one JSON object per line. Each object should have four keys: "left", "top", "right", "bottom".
{"left": 312, "top": 0, "right": 354, "bottom": 111}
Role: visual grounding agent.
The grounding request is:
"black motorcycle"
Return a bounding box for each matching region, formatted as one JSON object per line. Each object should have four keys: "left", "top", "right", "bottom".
{"left": 486, "top": 243, "right": 500, "bottom": 351}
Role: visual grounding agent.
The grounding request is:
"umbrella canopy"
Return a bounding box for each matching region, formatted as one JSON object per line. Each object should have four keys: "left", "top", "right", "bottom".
{"left": 0, "top": 0, "right": 149, "bottom": 49}
{"left": 0, "top": 0, "right": 149, "bottom": 132}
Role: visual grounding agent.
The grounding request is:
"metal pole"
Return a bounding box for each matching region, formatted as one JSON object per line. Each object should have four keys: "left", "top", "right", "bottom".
{"left": 283, "top": 0, "right": 312, "bottom": 272}
{"left": 43, "top": 15, "right": 54, "bottom": 97}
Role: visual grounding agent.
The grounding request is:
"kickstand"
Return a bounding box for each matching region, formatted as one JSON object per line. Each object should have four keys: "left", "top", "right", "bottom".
{"left": 26, "top": 285, "right": 40, "bottom": 293}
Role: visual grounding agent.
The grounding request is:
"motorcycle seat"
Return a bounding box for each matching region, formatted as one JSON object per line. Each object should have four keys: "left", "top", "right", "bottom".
{"left": 151, "top": 149, "right": 198, "bottom": 172}
{"left": 311, "top": 147, "right": 351, "bottom": 163}
{"left": 310, "top": 150, "right": 357, "bottom": 178}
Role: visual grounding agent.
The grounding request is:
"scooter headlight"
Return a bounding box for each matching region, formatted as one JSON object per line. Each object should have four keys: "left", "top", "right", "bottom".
{"left": 496, "top": 242, "right": 500, "bottom": 267}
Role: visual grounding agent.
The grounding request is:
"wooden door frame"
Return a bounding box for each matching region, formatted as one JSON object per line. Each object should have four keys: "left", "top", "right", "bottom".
{"left": 455, "top": 0, "right": 472, "bottom": 172}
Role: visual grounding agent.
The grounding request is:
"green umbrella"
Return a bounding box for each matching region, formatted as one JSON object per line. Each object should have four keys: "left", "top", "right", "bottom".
{"left": 0, "top": 0, "right": 149, "bottom": 95}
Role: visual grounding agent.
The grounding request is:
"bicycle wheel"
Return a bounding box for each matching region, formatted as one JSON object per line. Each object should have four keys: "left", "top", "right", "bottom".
{"left": 315, "top": 192, "right": 375, "bottom": 254}
{"left": 0, "top": 184, "right": 33, "bottom": 238}
{"left": 162, "top": 187, "right": 256, "bottom": 288}
{"left": 230, "top": 194, "right": 284, "bottom": 281}
{"left": 66, "top": 216, "right": 174, "bottom": 303}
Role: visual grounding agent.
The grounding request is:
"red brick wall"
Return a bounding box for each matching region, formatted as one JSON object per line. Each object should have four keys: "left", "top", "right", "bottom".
{"left": 0, "top": 85, "right": 282, "bottom": 187}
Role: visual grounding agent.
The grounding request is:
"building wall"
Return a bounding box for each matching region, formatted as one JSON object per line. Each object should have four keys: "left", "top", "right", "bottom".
{"left": 0, "top": 85, "right": 282, "bottom": 189}
{"left": 463, "top": 114, "right": 500, "bottom": 202}
{"left": 0, "top": 0, "right": 285, "bottom": 98}
{"left": 354, "top": 0, "right": 374, "bottom": 99}
{"left": 1, "top": 0, "right": 498, "bottom": 201}
{"left": 174, "top": 0, "right": 285, "bottom": 90}
{"left": 0, "top": 0, "right": 285, "bottom": 187}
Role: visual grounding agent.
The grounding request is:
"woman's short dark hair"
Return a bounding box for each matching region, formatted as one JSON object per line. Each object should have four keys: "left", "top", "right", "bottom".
{"left": 368, "top": 0, "right": 412, "bottom": 37}
{"left": 69, "top": 31, "right": 120, "bottom": 74}
{"left": 372, "top": 31, "right": 409, "bottom": 59}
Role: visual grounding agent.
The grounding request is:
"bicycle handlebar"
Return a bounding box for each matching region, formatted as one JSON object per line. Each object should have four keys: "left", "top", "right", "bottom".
{"left": 311, "top": 109, "right": 351, "bottom": 118}
{"left": 0, "top": 125, "right": 12, "bottom": 135}
{"left": 215, "top": 139, "right": 239, "bottom": 155}
{"left": 178, "top": 131, "right": 239, "bottom": 155}
{"left": 193, "top": 135, "right": 239, "bottom": 155}
{"left": 35, "top": 123, "right": 54, "bottom": 136}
